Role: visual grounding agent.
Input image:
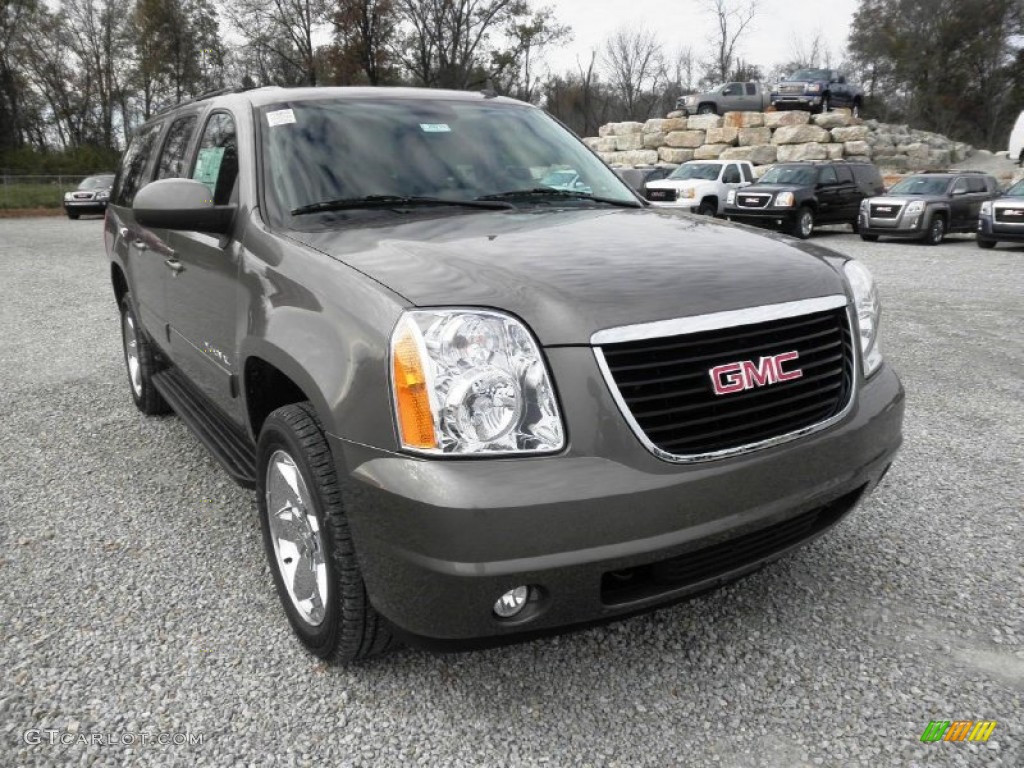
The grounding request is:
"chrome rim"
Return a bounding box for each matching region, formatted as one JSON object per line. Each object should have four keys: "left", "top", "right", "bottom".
{"left": 265, "top": 450, "right": 328, "bottom": 626}
{"left": 800, "top": 211, "right": 813, "bottom": 237}
{"left": 122, "top": 311, "right": 142, "bottom": 397}
{"left": 931, "top": 220, "right": 944, "bottom": 242}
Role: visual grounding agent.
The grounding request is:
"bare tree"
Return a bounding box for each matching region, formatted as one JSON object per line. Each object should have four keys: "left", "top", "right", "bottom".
{"left": 701, "top": 0, "right": 758, "bottom": 85}
{"left": 228, "top": 0, "right": 330, "bottom": 86}
{"left": 331, "top": 0, "right": 399, "bottom": 85}
{"left": 602, "top": 25, "right": 665, "bottom": 120}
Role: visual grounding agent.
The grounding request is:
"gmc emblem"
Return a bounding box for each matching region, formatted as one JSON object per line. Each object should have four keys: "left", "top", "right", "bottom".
{"left": 710, "top": 351, "right": 803, "bottom": 396}
{"left": 1005, "top": 209, "right": 1024, "bottom": 216}
{"left": 877, "top": 206, "right": 892, "bottom": 212}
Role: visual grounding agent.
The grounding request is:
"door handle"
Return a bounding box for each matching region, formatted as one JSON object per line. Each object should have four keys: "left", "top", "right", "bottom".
{"left": 164, "top": 259, "right": 184, "bottom": 274}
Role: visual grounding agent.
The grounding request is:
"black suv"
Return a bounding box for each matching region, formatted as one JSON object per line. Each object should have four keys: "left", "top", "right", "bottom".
{"left": 859, "top": 171, "right": 1000, "bottom": 245}
{"left": 724, "top": 161, "right": 885, "bottom": 239}
{"left": 104, "top": 86, "right": 903, "bottom": 662}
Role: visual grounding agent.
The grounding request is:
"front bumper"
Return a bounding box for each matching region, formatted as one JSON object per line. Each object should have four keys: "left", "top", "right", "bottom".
{"left": 64, "top": 199, "right": 108, "bottom": 214}
{"left": 858, "top": 210, "right": 927, "bottom": 240}
{"left": 330, "top": 362, "right": 904, "bottom": 647}
{"left": 771, "top": 95, "right": 821, "bottom": 111}
{"left": 724, "top": 207, "right": 797, "bottom": 229}
{"left": 977, "top": 215, "right": 1024, "bottom": 242}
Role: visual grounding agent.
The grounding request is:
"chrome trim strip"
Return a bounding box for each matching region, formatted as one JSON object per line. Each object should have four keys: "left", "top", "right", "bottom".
{"left": 593, "top": 301, "right": 858, "bottom": 464}
{"left": 591, "top": 295, "right": 847, "bottom": 345}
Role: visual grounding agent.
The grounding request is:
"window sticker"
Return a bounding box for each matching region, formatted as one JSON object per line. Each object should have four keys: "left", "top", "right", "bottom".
{"left": 267, "top": 109, "right": 296, "bottom": 127}
{"left": 419, "top": 123, "right": 451, "bottom": 133}
{"left": 193, "top": 147, "right": 225, "bottom": 194}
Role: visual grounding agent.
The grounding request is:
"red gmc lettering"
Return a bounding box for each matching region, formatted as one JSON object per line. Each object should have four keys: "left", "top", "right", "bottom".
{"left": 710, "top": 351, "right": 803, "bottom": 395}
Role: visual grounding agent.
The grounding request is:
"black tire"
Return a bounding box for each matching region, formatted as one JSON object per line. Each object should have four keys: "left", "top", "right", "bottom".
{"left": 977, "top": 238, "right": 997, "bottom": 249}
{"left": 120, "top": 294, "right": 170, "bottom": 415}
{"left": 791, "top": 207, "right": 815, "bottom": 239}
{"left": 850, "top": 218, "right": 860, "bottom": 234}
{"left": 820, "top": 95, "right": 831, "bottom": 113}
{"left": 697, "top": 199, "right": 717, "bottom": 217}
{"left": 924, "top": 215, "right": 945, "bottom": 245}
{"left": 67, "top": 211, "right": 79, "bottom": 220}
{"left": 859, "top": 233, "right": 880, "bottom": 242}
{"left": 257, "top": 402, "right": 395, "bottom": 663}
{"left": 697, "top": 104, "right": 716, "bottom": 115}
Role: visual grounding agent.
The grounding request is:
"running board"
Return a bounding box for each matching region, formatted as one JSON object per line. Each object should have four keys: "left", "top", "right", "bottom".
{"left": 152, "top": 367, "right": 257, "bottom": 488}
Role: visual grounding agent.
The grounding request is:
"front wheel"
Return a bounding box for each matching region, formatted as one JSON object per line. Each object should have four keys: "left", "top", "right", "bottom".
{"left": 66, "top": 211, "right": 79, "bottom": 220}
{"left": 791, "top": 207, "right": 815, "bottom": 239}
{"left": 820, "top": 95, "right": 831, "bottom": 113}
{"left": 859, "top": 233, "right": 880, "bottom": 242}
{"left": 924, "top": 216, "right": 945, "bottom": 245}
{"left": 120, "top": 295, "right": 169, "bottom": 415}
{"left": 257, "top": 402, "right": 395, "bottom": 663}
{"left": 697, "top": 104, "right": 716, "bottom": 115}
{"left": 697, "top": 200, "right": 717, "bottom": 217}
{"left": 977, "top": 238, "right": 997, "bottom": 249}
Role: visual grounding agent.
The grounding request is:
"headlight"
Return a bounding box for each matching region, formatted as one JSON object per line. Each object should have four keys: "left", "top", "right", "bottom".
{"left": 680, "top": 188, "right": 695, "bottom": 199}
{"left": 775, "top": 192, "right": 795, "bottom": 207}
{"left": 905, "top": 200, "right": 924, "bottom": 215}
{"left": 860, "top": 199, "right": 870, "bottom": 211}
{"left": 727, "top": 190, "right": 736, "bottom": 204}
{"left": 980, "top": 201, "right": 992, "bottom": 216}
{"left": 843, "top": 260, "right": 883, "bottom": 377}
{"left": 806, "top": 83, "right": 821, "bottom": 93}
{"left": 684, "top": 96, "right": 697, "bottom": 104}
{"left": 96, "top": 191, "right": 110, "bottom": 201}
{"left": 390, "top": 309, "right": 564, "bottom": 454}
{"left": 64, "top": 193, "right": 72, "bottom": 201}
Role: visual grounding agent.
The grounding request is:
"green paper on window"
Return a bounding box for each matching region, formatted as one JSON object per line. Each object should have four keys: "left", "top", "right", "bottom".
{"left": 193, "top": 147, "right": 225, "bottom": 194}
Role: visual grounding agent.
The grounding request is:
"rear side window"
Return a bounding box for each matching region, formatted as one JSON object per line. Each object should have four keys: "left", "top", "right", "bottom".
{"left": 111, "top": 122, "right": 163, "bottom": 206}
{"left": 155, "top": 115, "right": 198, "bottom": 180}
{"left": 818, "top": 166, "right": 838, "bottom": 184}
{"left": 192, "top": 112, "right": 239, "bottom": 205}
{"left": 745, "top": 83, "right": 756, "bottom": 96}
{"left": 836, "top": 166, "right": 854, "bottom": 183}
{"left": 741, "top": 164, "right": 753, "bottom": 182}
{"left": 722, "top": 164, "right": 741, "bottom": 184}
{"left": 966, "top": 177, "right": 987, "bottom": 193}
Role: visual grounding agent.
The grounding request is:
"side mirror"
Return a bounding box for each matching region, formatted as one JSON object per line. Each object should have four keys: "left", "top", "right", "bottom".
{"left": 134, "top": 178, "right": 235, "bottom": 234}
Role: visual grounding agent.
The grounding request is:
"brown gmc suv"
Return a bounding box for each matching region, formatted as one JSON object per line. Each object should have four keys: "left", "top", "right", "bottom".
{"left": 106, "top": 86, "right": 904, "bottom": 662}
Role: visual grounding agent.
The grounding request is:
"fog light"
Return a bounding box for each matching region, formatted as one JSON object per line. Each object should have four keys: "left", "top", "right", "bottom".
{"left": 493, "top": 586, "right": 530, "bottom": 618}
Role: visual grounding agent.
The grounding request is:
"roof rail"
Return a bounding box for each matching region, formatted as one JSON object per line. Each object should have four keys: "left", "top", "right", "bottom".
{"left": 151, "top": 85, "right": 260, "bottom": 119}
{"left": 919, "top": 169, "right": 987, "bottom": 174}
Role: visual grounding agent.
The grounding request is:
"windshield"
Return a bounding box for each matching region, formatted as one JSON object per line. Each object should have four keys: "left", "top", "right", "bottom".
{"left": 669, "top": 163, "right": 721, "bottom": 181}
{"left": 787, "top": 69, "right": 830, "bottom": 81}
{"left": 1004, "top": 179, "right": 1024, "bottom": 197}
{"left": 79, "top": 175, "right": 114, "bottom": 190}
{"left": 259, "top": 98, "right": 637, "bottom": 221}
{"left": 887, "top": 177, "right": 951, "bottom": 196}
{"left": 759, "top": 166, "right": 817, "bottom": 186}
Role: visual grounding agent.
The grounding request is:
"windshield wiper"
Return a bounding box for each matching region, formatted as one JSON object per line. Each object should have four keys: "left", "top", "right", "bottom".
{"left": 476, "top": 188, "right": 641, "bottom": 208}
{"left": 291, "top": 195, "right": 513, "bottom": 215}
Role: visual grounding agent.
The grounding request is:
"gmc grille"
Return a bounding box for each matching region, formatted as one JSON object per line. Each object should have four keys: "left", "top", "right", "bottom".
{"left": 598, "top": 305, "right": 854, "bottom": 459}
{"left": 778, "top": 85, "right": 804, "bottom": 95}
{"left": 994, "top": 206, "right": 1024, "bottom": 223}
{"left": 870, "top": 203, "right": 902, "bottom": 219}
{"left": 736, "top": 193, "right": 771, "bottom": 209}
{"left": 645, "top": 188, "right": 677, "bottom": 203}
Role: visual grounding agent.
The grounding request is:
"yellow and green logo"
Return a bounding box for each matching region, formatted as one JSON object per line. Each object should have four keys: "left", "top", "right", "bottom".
{"left": 920, "top": 720, "right": 997, "bottom": 743}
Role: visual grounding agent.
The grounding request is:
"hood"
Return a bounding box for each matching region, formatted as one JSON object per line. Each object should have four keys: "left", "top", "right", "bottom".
{"left": 290, "top": 208, "right": 847, "bottom": 345}
{"left": 741, "top": 183, "right": 803, "bottom": 194}
{"left": 646, "top": 179, "right": 715, "bottom": 192}
{"left": 867, "top": 195, "right": 941, "bottom": 205}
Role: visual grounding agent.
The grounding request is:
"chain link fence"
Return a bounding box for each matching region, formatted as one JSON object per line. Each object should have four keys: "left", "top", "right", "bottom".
{"left": 0, "top": 174, "right": 93, "bottom": 209}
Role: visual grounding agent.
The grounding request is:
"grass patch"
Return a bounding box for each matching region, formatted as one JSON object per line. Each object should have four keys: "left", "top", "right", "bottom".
{"left": 0, "top": 182, "right": 74, "bottom": 210}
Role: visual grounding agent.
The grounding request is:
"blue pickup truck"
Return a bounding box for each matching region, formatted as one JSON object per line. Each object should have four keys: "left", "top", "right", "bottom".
{"left": 771, "top": 69, "right": 864, "bottom": 116}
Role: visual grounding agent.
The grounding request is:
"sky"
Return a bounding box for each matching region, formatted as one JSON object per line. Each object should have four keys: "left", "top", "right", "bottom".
{"left": 539, "top": 0, "right": 860, "bottom": 78}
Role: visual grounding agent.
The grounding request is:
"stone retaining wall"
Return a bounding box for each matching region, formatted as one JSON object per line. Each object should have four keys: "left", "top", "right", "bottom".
{"left": 582, "top": 110, "right": 974, "bottom": 174}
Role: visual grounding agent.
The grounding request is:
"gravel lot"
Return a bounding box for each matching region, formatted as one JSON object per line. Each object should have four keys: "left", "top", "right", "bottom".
{"left": 1, "top": 216, "right": 1021, "bottom": 767}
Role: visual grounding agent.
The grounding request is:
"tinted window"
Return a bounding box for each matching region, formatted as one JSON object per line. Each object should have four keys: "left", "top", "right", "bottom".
{"left": 192, "top": 112, "right": 238, "bottom": 205}
{"left": 723, "top": 83, "right": 742, "bottom": 96}
{"left": 156, "top": 115, "right": 198, "bottom": 180}
{"left": 818, "top": 167, "right": 838, "bottom": 184}
{"left": 888, "top": 177, "right": 951, "bottom": 196}
{"left": 966, "top": 177, "right": 987, "bottom": 193}
{"left": 951, "top": 179, "right": 969, "bottom": 194}
{"left": 741, "top": 164, "right": 754, "bottom": 182}
{"left": 669, "top": 163, "right": 722, "bottom": 181}
{"left": 112, "top": 122, "right": 163, "bottom": 206}
{"left": 836, "top": 166, "right": 854, "bottom": 183}
{"left": 745, "top": 83, "right": 756, "bottom": 96}
{"left": 760, "top": 166, "right": 816, "bottom": 185}
{"left": 722, "top": 164, "right": 741, "bottom": 184}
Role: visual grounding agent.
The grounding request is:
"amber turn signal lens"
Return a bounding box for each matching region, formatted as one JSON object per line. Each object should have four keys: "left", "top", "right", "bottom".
{"left": 391, "top": 321, "right": 437, "bottom": 450}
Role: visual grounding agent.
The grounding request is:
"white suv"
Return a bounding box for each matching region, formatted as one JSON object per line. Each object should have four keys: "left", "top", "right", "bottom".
{"left": 644, "top": 160, "right": 755, "bottom": 215}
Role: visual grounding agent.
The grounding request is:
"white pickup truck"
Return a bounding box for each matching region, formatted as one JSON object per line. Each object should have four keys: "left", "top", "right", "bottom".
{"left": 644, "top": 159, "right": 756, "bottom": 215}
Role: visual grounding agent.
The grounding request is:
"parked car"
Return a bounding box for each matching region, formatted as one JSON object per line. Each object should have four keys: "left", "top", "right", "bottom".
{"left": 976, "top": 177, "right": 1024, "bottom": 249}
{"left": 644, "top": 159, "right": 755, "bottom": 215}
{"left": 724, "top": 161, "right": 884, "bottom": 238}
{"left": 106, "top": 86, "right": 903, "bottom": 662}
{"left": 858, "top": 171, "right": 999, "bottom": 245}
{"left": 612, "top": 166, "right": 673, "bottom": 194}
{"left": 675, "top": 82, "right": 772, "bottom": 116}
{"left": 63, "top": 173, "right": 115, "bottom": 219}
{"left": 770, "top": 69, "right": 863, "bottom": 116}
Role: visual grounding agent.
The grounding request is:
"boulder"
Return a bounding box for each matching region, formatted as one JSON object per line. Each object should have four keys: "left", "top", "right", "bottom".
{"left": 614, "top": 134, "right": 643, "bottom": 151}
{"left": 764, "top": 111, "right": 811, "bottom": 128}
{"left": 616, "top": 149, "right": 659, "bottom": 166}
{"left": 607, "top": 121, "right": 644, "bottom": 136}
{"left": 812, "top": 112, "right": 853, "bottom": 129}
{"left": 719, "top": 146, "right": 755, "bottom": 161}
{"left": 738, "top": 126, "right": 772, "bottom": 146}
{"left": 644, "top": 117, "right": 687, "bottom": 134}
{"left": 772, "top": 124, "right": 832, "bottom": 145}
{"left": 723, "top": 111, "right": 765, "bottom": 129}
{"left": 845, "top": 155, "right": 871, "bottom": 164}
{"left": 706, "top": 127, "right": 739, "bottom": 145}
{"left": 694, "top": 144, "right": 730, "bottom": 159}
{"left": 658, "top": 147, "right": 695, "bottom": 164}
{"left": 843, "top": 140, "right": 872, "bottom": 157}
{"left": 686, "top": 114, "right": 724, "bottom": 130}
{"left": 664, "top": 130, "right": 706, "bottom": 148}
{"left": 825, "top": 143, "right": 845, "bottom": 160}
{"left": 776, "top": 143, "right": 828, "bottom": 161}
{"left": 831, "top": 125, "right": 870, "bottom": 142}
{"left": 720, "top": 144, "right": 780, "bottom": 165}
{"left": 666, "top": 110, "right": 686, "bottom": 119}
{"left": 643, "top": 132, "right": 667, "bottom": 149}
{"left": 873, "top": 155, "right": 910, "bottom": 171}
